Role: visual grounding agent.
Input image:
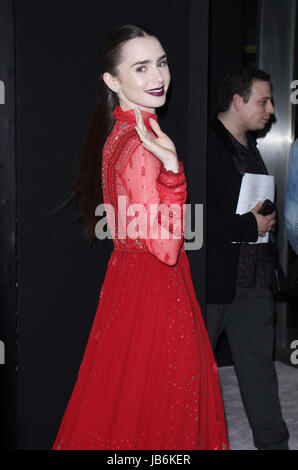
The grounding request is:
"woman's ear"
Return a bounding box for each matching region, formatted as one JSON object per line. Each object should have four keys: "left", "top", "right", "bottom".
{"left": 103, "top": 72, "right": 119, "bottom": 93}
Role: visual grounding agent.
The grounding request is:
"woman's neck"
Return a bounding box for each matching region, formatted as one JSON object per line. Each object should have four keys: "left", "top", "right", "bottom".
{"left": 118, "top": 100, "right": 156, "bottom": 115}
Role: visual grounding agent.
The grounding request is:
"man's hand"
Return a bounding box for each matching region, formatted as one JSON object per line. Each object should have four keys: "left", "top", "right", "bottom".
{"left": 250, "top": 201, "right": 276, "bottom": 237}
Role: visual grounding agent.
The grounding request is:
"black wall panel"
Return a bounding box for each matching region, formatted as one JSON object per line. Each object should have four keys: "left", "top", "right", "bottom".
{"left": 0, "top": 0, "right": 17, "bottom": 450}
{"left": 207, "top": 0, "right": 245, "bottom": 366}
{"left": 208, "top": 0, "right": 245, "bottom": 119}
{"left": 2, "top": 0, "right": 294, "bottom": 450}
{"left": 186, "top": 0, "right": 209, "bottom": 316}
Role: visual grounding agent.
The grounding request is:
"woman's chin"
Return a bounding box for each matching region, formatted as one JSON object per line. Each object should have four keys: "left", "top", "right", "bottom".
{"left": 143, "top": 96, "right": 167, "bottom": 110}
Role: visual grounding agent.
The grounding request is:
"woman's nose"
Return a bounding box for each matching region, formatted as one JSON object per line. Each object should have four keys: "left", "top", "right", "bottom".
{"left": 151, "top": 67, "right": 164, "bottom": 82}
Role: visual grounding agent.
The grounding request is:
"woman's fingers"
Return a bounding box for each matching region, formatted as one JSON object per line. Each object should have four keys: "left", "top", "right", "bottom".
{"left": 134, "top": 108, "right": 177, "bottom": 169}
{"left": 134, "top": 108, "right": 147, "bottom": 134}
{"left": 135, "top": 108, "right": 165, "bottom": 142}
{"left": 135, "top": 125, "right": 153, "bottom": 148}
{"left": 149, "top": 118, "right": 164, "bottom": 137}
{"left": 135, "top": 125, "right": 163, "bottom": 156}
{"left": 134, "top": 108, "right": 155, "bottom": 148}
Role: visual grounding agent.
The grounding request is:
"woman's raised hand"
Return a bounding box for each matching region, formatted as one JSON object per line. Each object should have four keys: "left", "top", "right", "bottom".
{"left": 134, "top": 108, "right": 179, "bottom": 173}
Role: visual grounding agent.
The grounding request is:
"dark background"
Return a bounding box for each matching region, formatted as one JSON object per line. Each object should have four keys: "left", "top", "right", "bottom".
{"left": 3, "top": 0, "right": 295, "bottom": 451}
{"left": 10, "top": 0, "right": 206, "bottom": 450}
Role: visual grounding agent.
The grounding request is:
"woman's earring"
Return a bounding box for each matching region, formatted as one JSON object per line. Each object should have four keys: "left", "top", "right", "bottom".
{"left": 113, "top": 87, "right": 119, "bottom": 93}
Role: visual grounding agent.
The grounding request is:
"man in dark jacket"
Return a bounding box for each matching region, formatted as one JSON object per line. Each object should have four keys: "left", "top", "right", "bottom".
{"left": 207, "top": 67, "right": 289, "bottom": 450}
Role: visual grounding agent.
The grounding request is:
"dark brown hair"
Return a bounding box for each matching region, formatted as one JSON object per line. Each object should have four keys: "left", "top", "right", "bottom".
{"left": 58, "top": 25, "right": 153, "bottom": 243}
{"left": 218, "top": 66, "right": 271, "bottom": 113}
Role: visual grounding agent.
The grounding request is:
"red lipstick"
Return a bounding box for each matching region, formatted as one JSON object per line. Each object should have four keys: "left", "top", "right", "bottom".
{"left": 145, "top": 86, "right": 165, "bottom": 97}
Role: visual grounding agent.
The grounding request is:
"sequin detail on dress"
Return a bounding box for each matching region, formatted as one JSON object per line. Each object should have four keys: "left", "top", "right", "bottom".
{"left": 52, "top": 107, "right": 229, "bottom": 450}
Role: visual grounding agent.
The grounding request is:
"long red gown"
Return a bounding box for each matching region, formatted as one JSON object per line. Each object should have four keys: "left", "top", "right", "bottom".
{"left": 52, "top": 107, "right": 229, "bottom": 450}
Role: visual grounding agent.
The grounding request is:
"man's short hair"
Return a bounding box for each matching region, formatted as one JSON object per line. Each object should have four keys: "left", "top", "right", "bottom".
{"left": 218, "top": 66, "right": 271, "bottom": 112}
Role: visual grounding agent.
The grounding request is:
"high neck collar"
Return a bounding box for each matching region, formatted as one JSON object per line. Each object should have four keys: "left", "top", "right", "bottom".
{"left": 113, "top": 106, "right": 158, "bottom": 129}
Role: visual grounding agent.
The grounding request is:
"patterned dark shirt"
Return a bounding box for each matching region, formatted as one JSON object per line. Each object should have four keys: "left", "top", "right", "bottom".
{"left": 227, "top": 131, "right": 273, "bottom": 288}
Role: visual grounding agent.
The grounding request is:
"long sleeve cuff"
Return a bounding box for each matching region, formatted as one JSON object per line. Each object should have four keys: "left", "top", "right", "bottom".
{"left": 158, "top": 161, "right": 186, "bottom": 187}
{"left": 156, "top": 162, "right": 187, "bottom": 205}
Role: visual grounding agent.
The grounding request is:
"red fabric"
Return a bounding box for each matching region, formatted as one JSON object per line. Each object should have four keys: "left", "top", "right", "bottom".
{"left": 52, "top": 107, "right": 229, "bottom": 450}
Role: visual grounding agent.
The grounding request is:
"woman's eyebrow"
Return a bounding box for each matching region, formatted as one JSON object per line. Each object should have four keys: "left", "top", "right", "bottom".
{"left": 130, "top": 59, "right": 150, "bottom": 68}
{"left": 130, "top": 54, "right": 167, "bottom": 68}
{"left": 157, "top": 54, "right": 167, "bottom": 62}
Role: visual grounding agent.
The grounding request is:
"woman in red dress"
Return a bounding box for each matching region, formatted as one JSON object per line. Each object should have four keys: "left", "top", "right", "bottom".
{"left": 52, "top": 25, "right": 229, "bottom": 450}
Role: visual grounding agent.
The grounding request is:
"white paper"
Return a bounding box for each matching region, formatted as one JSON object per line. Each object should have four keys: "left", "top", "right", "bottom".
{"left": 234, "top": 173, "right": 275, "bottom": 244}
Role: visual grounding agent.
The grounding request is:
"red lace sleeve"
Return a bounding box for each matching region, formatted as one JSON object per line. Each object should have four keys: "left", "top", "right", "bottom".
{"left": 120, "top": 143, "right": 187, "bottom": 266}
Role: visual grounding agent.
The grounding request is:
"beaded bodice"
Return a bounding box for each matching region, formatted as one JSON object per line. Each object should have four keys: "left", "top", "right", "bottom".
{"left": 101, "top": 107, "right": 187, "bottom": 266}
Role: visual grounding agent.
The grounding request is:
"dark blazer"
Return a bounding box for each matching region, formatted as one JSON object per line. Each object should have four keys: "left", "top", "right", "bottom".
{"left": 206, "top": 117, "right": 264, "bottom": 304}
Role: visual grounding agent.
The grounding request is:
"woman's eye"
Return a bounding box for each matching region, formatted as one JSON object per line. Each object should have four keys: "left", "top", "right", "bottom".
{"left": 158, "top": 61, "right": 168, "bottom": 67}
